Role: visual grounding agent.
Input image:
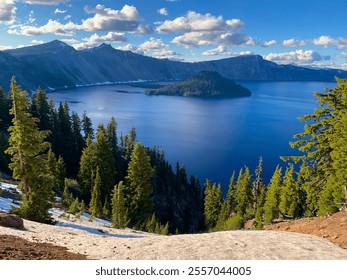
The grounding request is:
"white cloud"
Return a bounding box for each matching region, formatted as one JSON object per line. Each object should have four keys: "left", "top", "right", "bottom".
{"left": 8, "top": 4, "right": 151, "bottom": 37}
{"left": 81, "top": 4, "right": 152, "bottom": 33}
{"left": 262, "top": 40, "right": 277, "bottom": 47}
{"left": 0, "top": 45, "right": 14, "bottom": 51}
{"left": 64, "top": 14, "right": 71, "bottom": 20}
{"left": 157, "top": 11, "right": 243, "bottom": 33}
{"left": 139, "top": 37, "right": 181, "bottom": 60}
{"left": 172, "top": 31, "right": 254, "bottom": 48}
{"left": 8, "top": 19, "right": 77, "bottom": 36}
{"left": 313, "top": 35, "right": 347, "bottom": 50}
{"left": 202, "top": 45, "right": 231, "bottom": 56}
{"left": 61, "top": 38, "right": 78, "bottom": 45}
{"left": 157, "top": 8, "right": 168, "bottom": 16}
{"left": 54, "top": 8, "right": 67, "bottom": 14}
{"left": 282, "top": 38, "right": 306, "bottom": 47}
{"left": 30, "top": 39, "right": 44, "bottom": 44}
{"left": 72, "top": 32, "right": 127, "bottom": 50}
{"left": 156, "top": 11, "right": 252, "bottom": 49}
{"left": 264, "top": 50, "right": 330, "bottom": 65}
{"left": 24, "top": 0, "right": 69, "bottom": 5}
{"left": 116, "top": 44, "right": 144, "bottom": 55}
{"left": 0, "top": 0, "right": 16, "bottom": 23}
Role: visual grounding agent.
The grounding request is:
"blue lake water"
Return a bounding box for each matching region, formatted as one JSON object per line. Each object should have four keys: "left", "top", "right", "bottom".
{"left": 49, "top": 81, "right": 336, "bottom": 191}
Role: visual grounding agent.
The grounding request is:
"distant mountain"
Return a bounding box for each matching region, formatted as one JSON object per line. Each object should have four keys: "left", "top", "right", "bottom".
{"left": 0, "top": 40, "right": 346, "bottom": 92}
{"left": 146, "top": 71, "right": 251, "bottom": 97}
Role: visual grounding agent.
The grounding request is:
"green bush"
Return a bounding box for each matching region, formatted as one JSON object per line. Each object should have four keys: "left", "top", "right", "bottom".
{"left": 224, "top": 214, "right": 244, "bottom": 230}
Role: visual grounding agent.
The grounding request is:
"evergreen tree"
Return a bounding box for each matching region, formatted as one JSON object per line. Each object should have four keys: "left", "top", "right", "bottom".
{"left": 82, "top": 111, "right": 94, "bottom": 140}
{"left": 30, "top": 87, "right": 51, "bottom": 132}
{"left": 126, "top": 142, "right": 153, "bottom": 226}
{"left": 5, "top": 77, "right": 54, "bottom": 222}
{"left": 94, "top": 125, "right": 116, "bottom": 203}
{"left": 106, "top": 116, "right": 118, "bottom": 160}
{"left": 254, "top": 187, "right": 267, "bottom": 229}
{"left": 0, "top": 86, "right": 10, "bottom": 131}
{"left": 226, "top": 171, "right": 236, "bottom": 212}
{"left": 279, "top": 164, "right": 302, "bottom": 218}
{"left": 111, "top": 181, "right": 129, "bottom": 228}
{"left": 89, "top": 167, "right": 102, "bottom": 218}
{"left": 283, "top": 79, "right": 347, "bottom": 215}
{"left": 71, "top": 112, "right": 85, "bottom": 176}
{"left": 252, "top": 157, "right": 264, "bottom": 212}
{"left": 234, "top": 167, "right": 252, "bottom": 217}
{"left": 102, "top": 195, "right": 110, "bottom": 216}
{"left": 203, "top": 179, "right": 222, "bottom": 230}
{"left": 263, "top": 165, "right": 282, "bottom": 224}
{"left": 78, "top": 136, "right": 96, "bottom": 202}
{"left": 69, "top": 197, "right": 79, "bottom": 214}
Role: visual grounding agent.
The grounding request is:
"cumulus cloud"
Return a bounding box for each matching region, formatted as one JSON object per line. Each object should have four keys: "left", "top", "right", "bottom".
{"left": 157, "top": 8, "right": 168, "bottom": 16}
{"left": 262, "top": 40, "right": 277, "bottom": 47}
{"left": 8, "top": 19, "right": 77, "bottom": 36}
{"left": 264, "top": 50, "right": 330, "bottom": 65}
{"left": 24, "top": 0, "right": 69, "bottom": 5}
{"left": 313, "top": 35, "right": 347, "bottom": 50}
{"left": 157, "top": 11, "right": 243, "bottom": 33}
{"left": 156, "top": 11, "right": 252, "bottom": 48}
{"left": 0, "top": 45, "right": 14, "bottom": 51}
{"left": 0, "top": 0, "right": 16, "bottom": 23}
{"left": 81, "top": 4, "right": 152, "bottom": 33}
{"left": 116, "top": 44, "right": 144, "bottom": 55}
{"left": 202, "top": 45, "right": 231, "bottom": 56}
{"left": 139, "top": 37, "right": 181, "bottom": 60}
{"left": 282, "top": 38, "right": 306, "bottom": 47}
{"left": 54, "top": 8, "right": 67, "bottom": 14}
{"left": 7, "top": 4, "right": 152, "bottom": 37}
{"left": 72, "top": 32, "right": 127, "bottom": 50}
{"left": 30, "top": 39, "right": 44, "bottom": 44}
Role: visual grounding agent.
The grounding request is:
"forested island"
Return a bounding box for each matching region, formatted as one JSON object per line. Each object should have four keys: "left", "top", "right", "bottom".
{"left": 145, "top": 71, "right": 251, "bottom": 97}
{"left": 0, "top": 77, "right": 347, "bottom": 236}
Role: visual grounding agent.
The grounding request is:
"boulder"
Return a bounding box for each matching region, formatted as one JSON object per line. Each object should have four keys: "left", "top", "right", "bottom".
{"left": 0, "top": 213, "right": 24, "bottom": 229}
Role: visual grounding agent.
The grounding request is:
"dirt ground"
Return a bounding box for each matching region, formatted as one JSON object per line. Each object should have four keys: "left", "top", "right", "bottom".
{"left": 0, "top": 235, "right": 87, "bottom": 260}
{"left": 264, "top": 210, "right": 347, "bottom": 250}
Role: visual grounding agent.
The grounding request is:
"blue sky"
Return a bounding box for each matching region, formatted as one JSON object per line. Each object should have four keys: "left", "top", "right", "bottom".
{"left": 1, "top": 0, "right": 347, "bottom": 68}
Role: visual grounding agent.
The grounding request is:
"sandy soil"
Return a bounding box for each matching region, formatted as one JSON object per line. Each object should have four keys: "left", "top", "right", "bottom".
{"left": 1, "top": 215, "right": 347, "bottom": 260}
{"left": 0, "top": 235, "right": 87, "bottom": 260}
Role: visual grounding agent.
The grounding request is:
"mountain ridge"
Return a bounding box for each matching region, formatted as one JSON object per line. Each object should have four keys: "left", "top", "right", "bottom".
{"left": 1, "top": 40, "right": 346, "bottom": 92}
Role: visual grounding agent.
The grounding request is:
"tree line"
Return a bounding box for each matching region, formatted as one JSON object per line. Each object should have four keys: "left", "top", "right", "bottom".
{"left": 1, "top": 77, "right": 346, "bottom": 234}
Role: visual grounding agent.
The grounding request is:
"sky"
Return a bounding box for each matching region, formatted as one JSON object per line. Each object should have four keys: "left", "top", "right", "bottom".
{"left": 1, "top": 0, "right": 347, "bottom": 69}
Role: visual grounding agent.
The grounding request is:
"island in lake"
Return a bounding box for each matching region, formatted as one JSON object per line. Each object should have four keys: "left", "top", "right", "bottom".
{"left": 145, "top": 71, "right": 251, "bottom": 97}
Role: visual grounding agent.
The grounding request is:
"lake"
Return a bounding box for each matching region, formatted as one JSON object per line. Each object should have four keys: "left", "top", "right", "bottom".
{"left": 49, "top": 81, "right": 336, "bottom": 191}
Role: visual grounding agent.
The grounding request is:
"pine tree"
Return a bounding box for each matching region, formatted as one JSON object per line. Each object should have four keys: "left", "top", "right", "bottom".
{"left": 69, "top": 197, "right": 79, "bottom": 214}
{"left": 203, "top": 179, "right": 222, "bottom": 230}
{"left": 94, "top": 125, "right": 116, "bottom": 203}
{"left": 111, "top": 181, "right": 129, "bottom": 228}
{"left": 234, "top": 167, "right": 252, "bottom": 217}
{"left": 0, "top": 86, "right": 10, "bottom": 131}
{"left": 30, "top": 87, "right": 51, "bottom": 132}
{"left": 283, "top": 79, "right": 347, "bottom": 216}
{"left": 263, "top": 165, "right": 282, "bottom": 224}
{"left": 252, "top": 157, "right": 264, "bottom": 212}
{"left": 78, "top": 136, "right": 96, "bottom": 202}
{"left": 279, "top": 164, "right": 302, "bottom": 218}
{"left": 82, "top": 111, "right": 94, "bottom": 140}
{"left": 89, "top": 167, "right": 102, "bottom": 218}
{"left": 5, "top": 77, "right": 54, "bottom": 222}
{"left": 254, "top": 187, "right": 267, "bottom": 229}
{"left": 102, "top": 195, "right": 110, "bottom": 216}
{"left": 126, "top": 142, "right": 153, "bottom": 226}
